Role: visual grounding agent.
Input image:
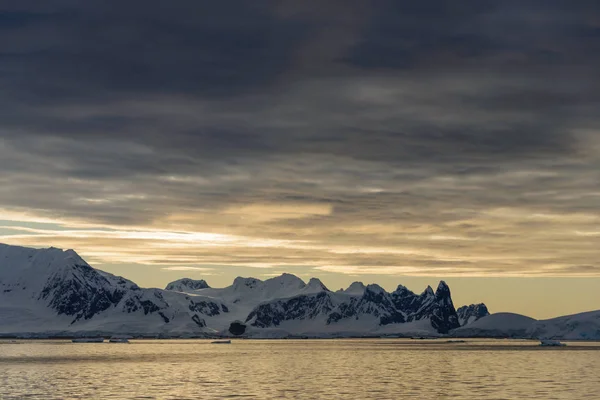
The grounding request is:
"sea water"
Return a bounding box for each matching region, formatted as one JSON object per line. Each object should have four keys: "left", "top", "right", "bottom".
{"left": 1, "top": 339, "right": 598, "bottom": 399}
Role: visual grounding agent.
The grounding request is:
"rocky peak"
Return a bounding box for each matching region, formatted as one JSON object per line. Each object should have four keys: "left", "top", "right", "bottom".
{"left": 394, "top": 284, "right": 411, "bottom": 294}
{"left": 365, "top": 283, "right": 386, "bottom": 294}
{"left": 389, "top": 282, "right": 460, "bottom": 334}
{"left": 435, "top": 281, "right": 450, "bottom": 296}
{"left": 422, "top": 285, "right": 435, "bottom": 297}
{"left": 428, "top": 282, "right": 460, "bottom": 333}
{"left": 165, "top": 278, "right": 210, "bottom": 292}
{"left": 457, "top": 303, "right": 490, "bottom": 326}
{"left": 435, "top": 281, "right": 453, "bottom": 306}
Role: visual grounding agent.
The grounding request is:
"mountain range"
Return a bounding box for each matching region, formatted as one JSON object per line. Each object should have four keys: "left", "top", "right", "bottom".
{"left": 1, "top": 243, "right": 598, "bottom": 339}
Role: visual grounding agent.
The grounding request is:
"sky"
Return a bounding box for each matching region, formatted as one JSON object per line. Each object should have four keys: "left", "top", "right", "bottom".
{"left": 1, "top": 1, "right": 599, "bottom": 319}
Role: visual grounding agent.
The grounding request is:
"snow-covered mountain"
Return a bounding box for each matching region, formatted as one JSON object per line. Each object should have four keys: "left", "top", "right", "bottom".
{"left": 2, "top": 243, "right": 597, "bottom": 339}
{"left": 171, "top": 276, "right": 461, "bottom": 335}
{"left": 0, "top": 244, "right": 231, "bottom": 336}
{"left": 0, "top": 244, "right": 468, "bottom": 337}
{"left": 457, "top": 303, "right": 490, "bottom": 326}
{"left": 528, "top": 310, "right": 600, "bottom": 340}
{"left": 451, "top": 310, "right": 600, "bottom": 340}
{"left": 244, "top": 284, "right": 406, "bottom": 335}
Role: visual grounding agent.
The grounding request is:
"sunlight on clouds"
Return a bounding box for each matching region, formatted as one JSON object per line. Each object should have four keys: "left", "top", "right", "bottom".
{"left": 574, "top": 230, "right": 600, "bottom": 237}
{"left": 327, "top": 246, "right": 425, "bottom": 256}
{"left": 223, "top": 203, "right": 332, "bottom": 222}
{"left": 161, "top": 266, "right": 214, "bottom": 271}
{"left": 313, "top": 264, "right": 501, "bottom": 277}
{"left": 312, "top": 264, "right": 559, "bottom": 278}
{"left": 1, "top": 204, "right": 600, "bottom": 278}
{"left": 483, "top": 207, "right": 600, "bottom": 223}
{"left": 0, "top": 209, "right": 74, "bottom": 225}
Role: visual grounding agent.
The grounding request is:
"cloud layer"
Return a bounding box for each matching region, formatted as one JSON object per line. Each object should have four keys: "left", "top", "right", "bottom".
{"left": 1, "top": 1, "right": 599, "bottom": 278}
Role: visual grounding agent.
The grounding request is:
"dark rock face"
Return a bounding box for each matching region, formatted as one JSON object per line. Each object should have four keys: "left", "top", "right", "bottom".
{"left": 165, "top": 278, "right": 210, "bottom": 292}
{"left": 429, "top": 282, "right": 460, "bottom": 334}
{"left": 158, "top": 312, "right": 170, "bottom": 323}
{"left": 39, "top": 263, "right": 130, "bottom": 322}
{"left": 123, "top": 294, "right": 163, "bottom": 315}
{"left": 246, "top": 280, "right": 462, "bottom": 334}
{"left": 457, "top": 303, "right": 490, "bottom": 326}
{"left": 229, "top": 321, "right": 247, "bottom": 336}
{"left": 191, "top": 314, "right": 206, "bottom": 327}
{"left": 390, "top": 285, "right": 423, "bottom": 315}
{"left": 388, "top": 281, "right": 460, "bottom": 333}
{"left": 246, "top": 291, "right": 334, "bottom": 328}
{"left": 328, "top": 285, "right": 405, "bottom": 326}
{"left": 188, "top": 300, "right": 228, "bottom": 316}
{"left": 36, "top": 259, "right": 222, "bottom": 329}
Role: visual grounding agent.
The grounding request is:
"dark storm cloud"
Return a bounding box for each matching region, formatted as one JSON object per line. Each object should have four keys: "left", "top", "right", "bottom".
{"left": 0, "top": 1, "right": 597, "bottom": 163}
{"left": 0, "top": 1, "right": 309, "bottom": 100}
{"left": 1, "top": 1, "right": 599, "bottom": 276}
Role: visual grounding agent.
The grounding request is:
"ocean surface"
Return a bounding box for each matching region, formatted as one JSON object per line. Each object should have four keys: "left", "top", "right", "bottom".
{"left": 1, "top": 339, "right": 599, "bottom": 399}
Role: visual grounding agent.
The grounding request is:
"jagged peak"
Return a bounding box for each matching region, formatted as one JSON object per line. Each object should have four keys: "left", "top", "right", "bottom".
{"left": 365, "top": 283, "right": 386, "bottom": 294}
{"left": 457, "top": 303, "right": 489, "bottom": 313}
{"left": 393, "top": 284, "right": 415, "bottom": 296}
{"left": 435, "top": 280, "right": 451, "bottom": 297}
{"left": 421, "top": 285, "right": 435, "bottom": 297}
{"left": 456, "top": 303, "right": 490, "bottom": 326}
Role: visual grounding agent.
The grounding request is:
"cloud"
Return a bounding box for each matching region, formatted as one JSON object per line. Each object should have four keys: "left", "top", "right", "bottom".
{"left": 0, "top": 1, "right": 599, "bottom": 278}
{"left": 223, "top": 203, "right": 333, "bottom": 222}
{"left": 161, "top": 266, "right": 214, "bottom": 272}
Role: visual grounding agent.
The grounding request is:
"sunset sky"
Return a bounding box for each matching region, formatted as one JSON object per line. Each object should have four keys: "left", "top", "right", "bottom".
{"left": 1, "top": 1, "right": 599, "bottom": 319}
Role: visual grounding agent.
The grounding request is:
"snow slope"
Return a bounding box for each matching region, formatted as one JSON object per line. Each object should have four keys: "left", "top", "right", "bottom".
{"left": 529, "top": 310, "right": 600, "bottom": 340}
{"left": 452, "top": 310, "right": 600, "bottom": 340}
{"left": 452, "top": 312, "right": 537, "bottom": 337}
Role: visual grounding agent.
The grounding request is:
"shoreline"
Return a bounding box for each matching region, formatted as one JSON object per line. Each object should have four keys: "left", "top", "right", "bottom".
{"left": 2, "top": 336, "right": 600, "bottom": 343}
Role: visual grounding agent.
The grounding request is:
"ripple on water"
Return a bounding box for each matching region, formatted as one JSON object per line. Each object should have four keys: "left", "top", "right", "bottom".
{"left": 0, "top": 339, "right": 599, "bottom": 399}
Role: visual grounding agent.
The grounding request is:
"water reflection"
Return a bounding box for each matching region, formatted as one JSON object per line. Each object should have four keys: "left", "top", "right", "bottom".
{"left": 0, "top": 339, "right": 598, "bottom": 399}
